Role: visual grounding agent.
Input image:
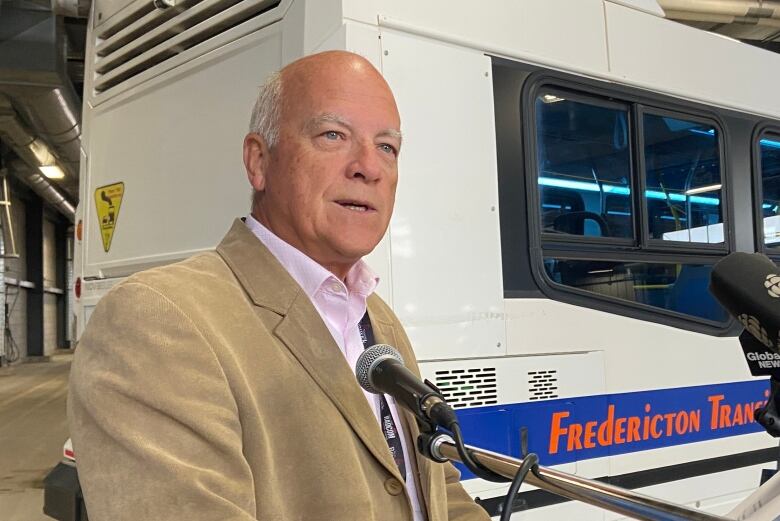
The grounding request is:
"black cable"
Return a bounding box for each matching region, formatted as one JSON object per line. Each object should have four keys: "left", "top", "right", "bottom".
{"left": 499, "top": 452, "right": 539, "bottom": 521}
{"left": 4, "top": 284, "right": 20, "bottom": 363}
{"left": 450, "top": 422, "right": 509, "bottom": 483}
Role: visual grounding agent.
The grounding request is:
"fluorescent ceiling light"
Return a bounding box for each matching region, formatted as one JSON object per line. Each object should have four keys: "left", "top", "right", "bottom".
{"left": 685, "top": 184, "right": 722, "bottom": 195}
{"left": 28, "top": 139, "right": 56, "bottom": 166}
{"left": 39, "top": 165, "right": 65, "bottom": 179}
{"left": 541, "top": 94, "right": 564, "bottom": 103}
{"left": 588, "top": 269, "right": 613, "bottom": 274}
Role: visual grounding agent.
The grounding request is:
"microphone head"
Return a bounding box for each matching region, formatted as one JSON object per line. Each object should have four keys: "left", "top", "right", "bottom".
{"left": 711, "top": 252, "right": 780, "bottom": 353}
{"left": 355, "top": 344, "right": 404, "bottom": 394}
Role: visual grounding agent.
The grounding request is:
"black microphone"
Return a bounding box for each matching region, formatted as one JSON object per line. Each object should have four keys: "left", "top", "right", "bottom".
{"left": 710, "top": 252, "right": 780, "bottom": 437}
{"left": 355, "top": 344, "right": 458, "bottom": 430}
{"left": 710, "top": 252, "right": 780, "bottom": 354}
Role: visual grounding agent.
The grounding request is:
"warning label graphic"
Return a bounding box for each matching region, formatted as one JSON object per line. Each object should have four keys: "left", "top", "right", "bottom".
{"left": 94, "top": 182, "right": 124, "bottom": 252}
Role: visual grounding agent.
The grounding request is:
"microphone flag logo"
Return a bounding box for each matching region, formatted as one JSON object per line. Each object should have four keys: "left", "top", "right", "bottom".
{"left": 738, "top": 313, "right": 773, "bottom": 349}
{"left": 764, "top": 274, "right": 780, "bottom": 298}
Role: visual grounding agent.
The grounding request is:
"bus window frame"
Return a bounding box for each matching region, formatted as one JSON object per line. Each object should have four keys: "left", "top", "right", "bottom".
{"left": 636, "top": 105, "right": 729, "bottom": 253}
{"left": 534, "top": 87, "right": 637, "bottom": 248}
{"left": 515, "top": 67, "right": 736, "bottom": 334}
{"left": 752, "top": 123, "right": 780, "bottom": 258}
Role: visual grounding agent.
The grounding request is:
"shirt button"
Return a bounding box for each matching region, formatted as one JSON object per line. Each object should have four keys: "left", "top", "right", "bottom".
{"left": 384, "top": 477, "right": 404, "bottom": 496}
{"left": 330, "top": 282, "right": 342, "bottom": 293}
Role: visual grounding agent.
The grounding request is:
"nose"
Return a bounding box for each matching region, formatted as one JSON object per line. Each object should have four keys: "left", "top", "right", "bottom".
{"left": 346, "top": 140, "right": 385, "bottom": 183}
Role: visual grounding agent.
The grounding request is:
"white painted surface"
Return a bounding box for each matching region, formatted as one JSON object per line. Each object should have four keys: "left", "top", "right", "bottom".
{"left": 84, "top": 28, "right": 283, "bottom": 278}
{"left": 380, "top": 30, "right": 505, "bottom": 361}
{"left": 606, "top": 1, "right": 780, "bottom": 118}
{"left": 344, "top": 0, "right": 610, "bottom": 77}
{"left": 504, "top": 298, "right": 752, "bottom": 391}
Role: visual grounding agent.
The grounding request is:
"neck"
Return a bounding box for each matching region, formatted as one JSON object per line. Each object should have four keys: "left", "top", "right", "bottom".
{"left": 250, "top": 209, "right": 354, "bottom": 281}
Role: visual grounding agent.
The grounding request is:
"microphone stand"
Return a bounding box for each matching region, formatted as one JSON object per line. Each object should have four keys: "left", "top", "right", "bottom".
{"left": 417, "top": 431, "right": 731, "bottom": 521}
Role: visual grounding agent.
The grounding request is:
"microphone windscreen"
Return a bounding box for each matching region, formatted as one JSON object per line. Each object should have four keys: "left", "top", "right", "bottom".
{"left": 355, "top": 344, "right": 404, "bottom": 394}
{"left": 710, "top": 252, "right": 780, "bottom": 351}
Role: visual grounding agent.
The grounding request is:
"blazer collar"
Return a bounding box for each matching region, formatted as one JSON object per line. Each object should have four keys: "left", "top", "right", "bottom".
{"left": 216, "top": 219, "right": 300, "bottom": 314}
{"left": 216, "top": 219, "right": 410, "bottom": 483}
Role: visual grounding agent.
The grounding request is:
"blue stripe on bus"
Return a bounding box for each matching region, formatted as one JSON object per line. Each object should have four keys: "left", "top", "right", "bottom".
{"left": 453, "top": 379, "right": 769, "bottom": 479}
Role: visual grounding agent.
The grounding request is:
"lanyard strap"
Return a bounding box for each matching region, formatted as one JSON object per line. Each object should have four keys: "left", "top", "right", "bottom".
{"left": 357, "top": 311, "right": 407, "bottom": 479}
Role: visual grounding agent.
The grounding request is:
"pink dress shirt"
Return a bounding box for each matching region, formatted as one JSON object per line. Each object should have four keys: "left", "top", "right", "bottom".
{"left": 245, "top": 216, "right": 426, "bottom": 520}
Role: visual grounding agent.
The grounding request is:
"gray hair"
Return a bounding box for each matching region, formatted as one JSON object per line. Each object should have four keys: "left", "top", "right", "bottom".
{"left": 248, "top": 71, "right": 283, "bottom": 148}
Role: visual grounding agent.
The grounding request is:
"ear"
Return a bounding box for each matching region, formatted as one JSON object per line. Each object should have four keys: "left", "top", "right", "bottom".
{"left": 243, "top": 133, "right": 270, "bottom": 192}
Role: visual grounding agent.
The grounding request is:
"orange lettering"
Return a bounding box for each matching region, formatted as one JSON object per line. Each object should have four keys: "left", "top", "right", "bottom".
{"left": 708, "top": 395, "right": 725, "bottom": 429}
{"left": 584, "top": 421, "right": 597, "bottom": 449}
{"left": 549, "top": 411, "right": 570, "bottom": 454}
{"left": 732, "top": 403, "right": 743, "bottom": 426}
{"left": 719, "top": 404, "right": 732, "bottom": 428}
{"left": 674, "top": 411, "right": 689, "bottom": 435}
{"left": 664, "top": 413, "right": 675, "bottom": 436}
{"left": 651, "top": 415, "right": 662, "bottom": 438}
{"left": 689, "top": 410, "right": 701, "bottom": 432}
{"left": 614, "top": 418, "right": 626, "bottom": 444}
{"left": 567, "top": 423, "right": 583, "bottom": 451}
{"left": 597, "top": 405, "right": 615, "bottom": 445}
{"left": 744, "top": 403, "right": 756, "bottom": 423}
{"left": 626, "top": 416, "right": 640, "bottom": 442}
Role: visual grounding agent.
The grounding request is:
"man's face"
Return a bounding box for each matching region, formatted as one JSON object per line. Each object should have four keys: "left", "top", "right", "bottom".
{"left": 245, "top": 56, "right": 401, "bottom": 277}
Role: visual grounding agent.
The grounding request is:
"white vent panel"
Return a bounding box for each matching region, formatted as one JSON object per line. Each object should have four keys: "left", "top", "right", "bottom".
{"left": 92, "top": 0, "right": 282, "bottom": 93}
{"left": 434, "top": 367, "right": 498, "bottom": 409}
{"left": 528, "top": 369, "right": 559, "bottom": 401}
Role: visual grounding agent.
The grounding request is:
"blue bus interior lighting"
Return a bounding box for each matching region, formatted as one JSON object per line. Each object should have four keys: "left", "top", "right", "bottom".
{"left": 761, "top": 138, "right": 780, "bottom": 150}
{"left": 539, "top": 177, "right": 720, "bottom": 206}
{"left": 688, "top": 128, "right": 716, "bottom": 137}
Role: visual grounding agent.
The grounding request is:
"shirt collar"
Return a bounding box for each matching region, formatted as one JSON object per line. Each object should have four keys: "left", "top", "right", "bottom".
{"left": 244, "top": 215, "right": 379, "bottom": 300}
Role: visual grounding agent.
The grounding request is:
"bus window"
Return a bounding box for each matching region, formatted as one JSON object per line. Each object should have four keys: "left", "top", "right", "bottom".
{"left": 643, "top": 114, "right": 723, "bottom": 244}
{"left": 759, "top": 133, "right": 780, "bottom": 247}
{"left": 535, "top": 92, "right": 633, "bottom": 240}
{"left": 543, "top": 258, "right": 728, "bottom": 323}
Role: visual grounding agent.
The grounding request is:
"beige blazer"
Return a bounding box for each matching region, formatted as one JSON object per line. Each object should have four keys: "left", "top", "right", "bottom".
{"left": 69, "top": 219, "right": 490, "bottom": 521}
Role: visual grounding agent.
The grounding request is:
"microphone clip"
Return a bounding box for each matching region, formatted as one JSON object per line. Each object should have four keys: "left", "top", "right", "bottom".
{"left": 417, "top": 431, "right": 454, "bottom": 463}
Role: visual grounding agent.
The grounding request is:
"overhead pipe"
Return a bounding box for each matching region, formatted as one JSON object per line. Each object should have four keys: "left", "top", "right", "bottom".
{"left": 0, "top": 95, "right": 76, "bottom": 222}
{"left": 659, "top": 0, "right": 780, "bottom": 25}
{"left": 0, "top": 9, "right": 82, "bottom": 199}
{"left": 51, "top": 0, "right": 92, "bottom": 18}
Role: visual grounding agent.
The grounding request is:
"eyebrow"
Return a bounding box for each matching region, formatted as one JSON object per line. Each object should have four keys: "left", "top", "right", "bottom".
{"left": 305, "top": 113, "right": 403, "bottom": 142}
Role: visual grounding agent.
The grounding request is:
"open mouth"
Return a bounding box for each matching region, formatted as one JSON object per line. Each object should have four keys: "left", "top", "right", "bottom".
{"left": 336, "top": 200, "right": 374, "bottom": 212}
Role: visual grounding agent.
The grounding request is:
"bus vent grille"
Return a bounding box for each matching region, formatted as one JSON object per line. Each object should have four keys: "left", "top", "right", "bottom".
{"left": 92, "top": 0, "right": 282, "bottom": 94}
{"left": 528, "top": 370, "right": 558, "bottom": 401}
{"left": 434, "top": 368, "right": 498, "bottom": 409}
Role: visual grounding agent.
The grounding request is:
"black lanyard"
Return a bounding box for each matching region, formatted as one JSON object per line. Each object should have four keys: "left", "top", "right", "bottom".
{"left": 357, "top": 311, "right": 407, "bottom": 479}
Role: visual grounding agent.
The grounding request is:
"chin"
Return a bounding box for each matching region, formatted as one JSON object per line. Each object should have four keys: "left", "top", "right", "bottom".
{"left": 335, "top": 241, "right": 380, "bottom": 261}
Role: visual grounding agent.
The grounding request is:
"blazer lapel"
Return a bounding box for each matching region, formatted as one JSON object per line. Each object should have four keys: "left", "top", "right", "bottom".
{"left": 216, "top": 219, "right": 404, "bottom": 482}
{"left": 370, "top": 310, "right": 435, "bottom": 516}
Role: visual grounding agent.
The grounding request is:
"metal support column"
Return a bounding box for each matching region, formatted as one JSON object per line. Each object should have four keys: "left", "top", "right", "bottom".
{"left": 25, "top": 196, "right": 43, "bottom": 358}
{"left": 55, "top": 220, "right": 68, "bottom": 349}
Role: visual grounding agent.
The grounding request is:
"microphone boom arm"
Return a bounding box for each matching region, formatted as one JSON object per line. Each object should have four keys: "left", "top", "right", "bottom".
{"left": 434, "top": 439, "right": 730, "bottom": 521}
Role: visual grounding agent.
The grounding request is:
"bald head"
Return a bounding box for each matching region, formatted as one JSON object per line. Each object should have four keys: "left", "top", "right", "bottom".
{"left": 243, "top": 50, "right": 402, "bottom": 280}
{"left": 249, "top": 51, "right": 399, "bottom": 150}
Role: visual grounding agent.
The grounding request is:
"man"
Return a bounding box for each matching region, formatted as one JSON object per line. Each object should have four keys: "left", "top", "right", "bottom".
{"left": 69, "top": 51, "right": 490, "bottom": 520}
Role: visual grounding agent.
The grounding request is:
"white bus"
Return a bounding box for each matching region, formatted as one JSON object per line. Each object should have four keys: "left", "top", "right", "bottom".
{"left": 66, "top": 0, "right": 780, "bottom": 518}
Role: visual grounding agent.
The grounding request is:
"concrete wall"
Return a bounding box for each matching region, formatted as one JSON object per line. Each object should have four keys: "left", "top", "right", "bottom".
{"left": 1, "top": 183, "right": 69, "bottom": 362}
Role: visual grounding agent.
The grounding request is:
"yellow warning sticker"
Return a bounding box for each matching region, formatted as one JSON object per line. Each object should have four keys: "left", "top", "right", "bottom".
{"left": 94, "top": 182, "right": 125, "bottom": 252}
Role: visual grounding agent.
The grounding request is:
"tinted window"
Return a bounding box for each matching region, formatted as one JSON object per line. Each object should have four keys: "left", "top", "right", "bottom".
{"left": 760, "top": 134, "right": 780, "bottom": 247}
{"left": 643, "top": 114, "right": 723, "bottom": 244}
{"left": 543, "top": 258, "right": 727, "bottom": 322}
{"left": 535, "top": 93, "right": 633, "bottom": 239}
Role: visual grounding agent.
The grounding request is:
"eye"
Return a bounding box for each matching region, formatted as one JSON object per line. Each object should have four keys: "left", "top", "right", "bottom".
{"left": 324, "top": 130, "right": 342, "bottom": 140}
{"left": 379, "top": 143, "right": 398, "bottom": 156}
